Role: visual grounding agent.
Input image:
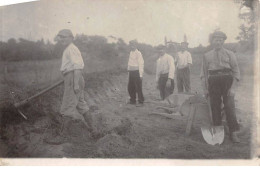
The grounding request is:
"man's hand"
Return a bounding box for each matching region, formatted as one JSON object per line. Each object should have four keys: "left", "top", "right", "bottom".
{"left": 74, "top": 85, "right": 80, "bottom": 94}
{"left": 228, "top": 78, "right": 238, "bottom": 97}
{"left": 228, "top": 86, "right": 236, "bottom": 97}
{"left": 166, "top": 78, "right": 172, "bottom": 88}
{"left": 203, "top": 89, "right": 209, "bottom": 98}
{"left": 228, "top": 88, "right": 235, "bottom": 97}
{"left": 74, "top": 69, "right": 81, "bottom": 95}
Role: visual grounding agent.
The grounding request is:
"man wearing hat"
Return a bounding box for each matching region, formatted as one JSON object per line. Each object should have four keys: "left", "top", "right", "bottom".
{"left": 45, "top": 29, "right": 94, "bottom": 144}
{"left": 176, "top": 41, "right": 192, "bottom": 93}
{"left": 200, "top": 31, "right": 241, "bottom": 143}
{"left": 127, "top": 40, "right": 144, "bottom": 106}
{"left": 156, "top": 45, "right": 175, "bottom": 100}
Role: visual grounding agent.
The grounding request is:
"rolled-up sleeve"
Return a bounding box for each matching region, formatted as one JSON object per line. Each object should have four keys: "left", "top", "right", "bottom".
{"left": 138, "top": 51, "right": 144, "bottom": 77}
{"left": 69, "top": 46, "right": 84, "bottom": 70}
{"left": 168, "top": 55, "right": 175, "bottom": 79}
{"left": 188, "top": 52, "right": 192, "bottom": 64}
{"left": 229, "top": 52, "right": 240, "bottom": 81}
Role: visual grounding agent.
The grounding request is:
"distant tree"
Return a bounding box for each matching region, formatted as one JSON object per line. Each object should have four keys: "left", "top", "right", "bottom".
{"left": 0, "top": 42, "right": 8, "bottom": 61}
{"left": 7, "top": 38, "right": 17, "bottom": 46}
{"left": 234, "top": 0, "right": 256, "bottom": 51}
{"left": 5, "top": 38, "right": 18, "bottom": 61}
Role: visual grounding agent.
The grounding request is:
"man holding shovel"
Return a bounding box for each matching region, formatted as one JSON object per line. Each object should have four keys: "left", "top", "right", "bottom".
{"left": 45, "top": 29, "right": 95, "bottom": 144}
{"left": 156, "top": 45, "right": 175, "bottom": 100}
{"left": 200, "top": 31, "right": 241, "bottom": 143}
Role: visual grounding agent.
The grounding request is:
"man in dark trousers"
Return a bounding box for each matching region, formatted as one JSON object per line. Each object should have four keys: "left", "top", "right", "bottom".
{"left": 156, "top": 45, "right": 175, "bottom": 100}
{"left": 127, "top": 40, "right": 144, "bottom": 106}
{"left": 176, "top": 42, "right": 192, "bottom": 93}
{"left": 200, "top": 31, "right": 241, "bottom": 143}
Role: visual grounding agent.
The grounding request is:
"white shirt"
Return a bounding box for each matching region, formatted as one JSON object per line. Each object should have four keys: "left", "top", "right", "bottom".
{"left": 177, "top": 51, "right": 192, "bottom": 69}
{"left": 127, "top": 49, "right": 144, "bottom": 77}
{"left": 60, "top": 43, "right": 84, "bottom": 73}
{"left": 156, "top": 53, "right": 175, "bottom": 82}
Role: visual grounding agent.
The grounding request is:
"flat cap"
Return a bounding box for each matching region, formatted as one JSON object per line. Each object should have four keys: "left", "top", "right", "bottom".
{"left": 211, "top": 31, "right": 227, "bottom": 40}
{"left": 57, "top": 29, "right": 74, "bottom": 38}
{"left": 129, "top": 39, "right": 138, "bottom": 45}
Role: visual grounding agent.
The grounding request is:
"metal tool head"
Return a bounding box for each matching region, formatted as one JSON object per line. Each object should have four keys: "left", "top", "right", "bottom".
{"left": 201, "top": 125, "right": 225, "bottom": 145}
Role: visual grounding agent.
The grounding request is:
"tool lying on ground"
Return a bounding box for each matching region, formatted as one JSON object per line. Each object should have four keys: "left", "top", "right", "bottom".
{"left": 9, "top": 79, "right": 97, "bottom": 138}
{"left": 12, "top": 79, "right": 64, "bottom": 119}
{"left": 146, "top": 93, "right": 204, "bottom": 117}
{"left": 201, "top": 97, "right": 225, "bottom": 145}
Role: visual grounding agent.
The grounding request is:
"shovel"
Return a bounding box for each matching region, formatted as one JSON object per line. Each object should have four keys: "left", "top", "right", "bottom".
{"left": 201, "top": 97, "right": 224, "bottom": 145}
{"left": 14, "top": 80, "right": 64, "bottom": 109}
{"left": 11, "top": 80, "right": 64, "bottom": 119}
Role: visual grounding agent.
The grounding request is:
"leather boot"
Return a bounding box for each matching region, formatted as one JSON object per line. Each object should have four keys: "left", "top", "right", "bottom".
{"left": 44, "top": 116, "right": 70, "bottom": 145}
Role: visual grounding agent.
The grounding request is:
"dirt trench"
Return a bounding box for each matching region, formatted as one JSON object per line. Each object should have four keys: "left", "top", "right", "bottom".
{"left": 0, "top": 70, "right": 253, "bottom": 159}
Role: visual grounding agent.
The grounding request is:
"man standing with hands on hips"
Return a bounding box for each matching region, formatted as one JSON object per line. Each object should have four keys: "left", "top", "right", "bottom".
{"left": 156, "top": 45, "right": 175, "bottom": 100}
{"left": 176, "top": 41, "right": 192, "bottom": 93}
{"left": 127, "top": 40, "right": 144, "bottom": 106}
{"left": 200, "top": 31, "right": 241, "bottom": 143}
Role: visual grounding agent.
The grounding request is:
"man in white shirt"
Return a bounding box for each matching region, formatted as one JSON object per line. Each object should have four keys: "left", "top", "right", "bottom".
{"left": 156, "top": 45, "right": 175, "bottom": 100}
{"left": 127, "top": 40, "right": 144, "bottom": 106}
{"left": 45, "top": 29, "right": 94, "bottom": 144}
{"left": 176, "top": 42, "right": 192, "bottom": 93}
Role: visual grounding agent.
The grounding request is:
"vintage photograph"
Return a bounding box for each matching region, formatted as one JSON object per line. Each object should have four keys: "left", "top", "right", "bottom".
{"left": 0, "top": 0, "right": 258, "bottom": 163}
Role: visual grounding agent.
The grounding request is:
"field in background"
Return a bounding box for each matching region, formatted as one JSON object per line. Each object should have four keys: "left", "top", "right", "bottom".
{"left": 1, "top": 53, "right": 127, "bottom": 92}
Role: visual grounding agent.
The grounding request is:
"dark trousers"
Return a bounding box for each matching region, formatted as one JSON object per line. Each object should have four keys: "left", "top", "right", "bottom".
{"left": 128, "top": 70, "right": 144, "bottom": 103}
{"left": 158, "top": 73, "right": 174, "bottom": 100}
{"left": 208, "top": 74, "right": 239, "bottom": 133}
{"left": 177, "top": 67, "right": 190, "bottom": 93}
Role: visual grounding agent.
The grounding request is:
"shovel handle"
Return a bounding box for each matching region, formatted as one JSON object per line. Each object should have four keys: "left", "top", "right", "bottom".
{"left": 14, "top": 80, "right": 64, "bottom": 108}
{"left": 206, "top": 97, "right": 213, "bottom": 125}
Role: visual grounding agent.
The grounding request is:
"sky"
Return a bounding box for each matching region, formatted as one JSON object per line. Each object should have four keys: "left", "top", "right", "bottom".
{"left": 0, "top": 0, "right": 244, "bottom": 47}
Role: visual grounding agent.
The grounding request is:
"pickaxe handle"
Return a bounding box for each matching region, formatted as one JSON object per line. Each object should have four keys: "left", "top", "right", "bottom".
{"left": 14, "top": 80, "right": 64, "bottom": 108}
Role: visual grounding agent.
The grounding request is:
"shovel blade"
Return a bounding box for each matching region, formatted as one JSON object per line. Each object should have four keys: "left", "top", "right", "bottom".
{"left": 201, "top": 126, "right": 225, "bottom": 145}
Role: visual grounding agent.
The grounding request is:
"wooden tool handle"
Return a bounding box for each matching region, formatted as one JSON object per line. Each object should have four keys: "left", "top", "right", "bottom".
{"left": 14, "top": 80, "right": 64, "bottom": 108}
{"left": 207, "top": 97, "right": 214, "bottom": 125}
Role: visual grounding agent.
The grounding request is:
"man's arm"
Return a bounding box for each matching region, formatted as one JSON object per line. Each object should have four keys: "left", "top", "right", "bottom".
{"left": 187, "top": 52, "right": 192, "bottom": 69}
{"left": 229, "top": 51, "right": 240, "bottom": 81}
{"left": 168, "top": 55, "right": 175, "bottom": 80}
{"left": 73, "top": 69, "right": 81, "bottom": 94}
{"left": 69, "top": 46, "right": 84, "bottom": 94}
{"left": 138, "top": 51, "right": 144, "bottom": 78}
{"left": 228, "top": 52, "right": 240, "bottom": 96}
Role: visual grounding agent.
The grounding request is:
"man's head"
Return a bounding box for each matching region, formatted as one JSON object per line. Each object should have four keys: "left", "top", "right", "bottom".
{"left": 156, "top": 45, "right": 166, "bottom": 57}
{"left": 210, "top": 31, "right": 227, "bottom": 50}
{"left": 180, "top": 42, "right": 188, "bottom": 51}
{"left": 54, "top": 29, "right": 74, "bottom": 46}
{"left": 129, "top": 40, "right": 138, "bottom": 51}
